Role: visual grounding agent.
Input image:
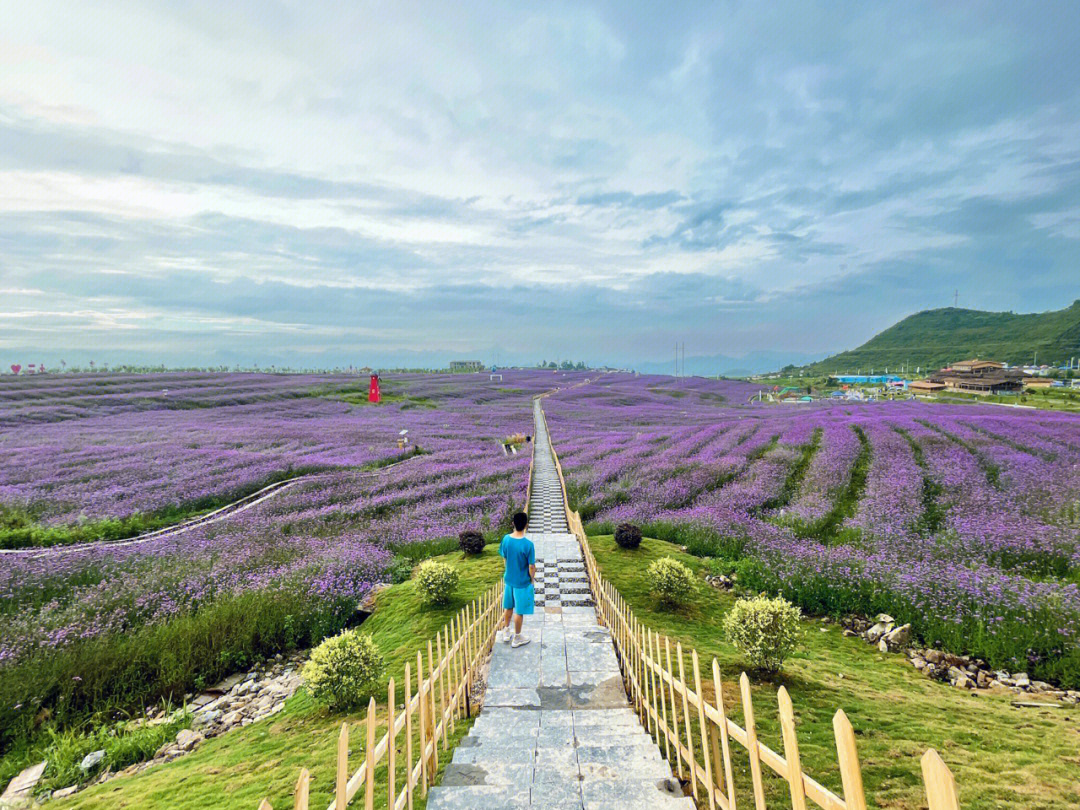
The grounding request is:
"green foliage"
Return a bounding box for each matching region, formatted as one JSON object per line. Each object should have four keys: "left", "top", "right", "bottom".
{"left": 647, "top": 557, "right": 695, "bottom": 607}
{"left": 723, "top": 594, "right": 802, "bottom": 673}
{"left": 1, "top": 588, "right": 355, "bottom": 756}
{"left": 386, "top": 556, "right": 414, "bottom": 584}
{"left": 799, "top": 299, "right": 1080, "bottom": 374}
{"left": 613, "top": 522, "right": 642, "bottom": 550}
{"left": 302, "top": 631, "right": 385, "bottom": 711}
{"left": 414, "top": 560, "right": 459, "bottom": 606}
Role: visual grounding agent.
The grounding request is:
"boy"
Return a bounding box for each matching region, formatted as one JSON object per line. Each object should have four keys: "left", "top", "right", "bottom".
{"left": 498, "top": 511, "right": 536, "bottom": 647}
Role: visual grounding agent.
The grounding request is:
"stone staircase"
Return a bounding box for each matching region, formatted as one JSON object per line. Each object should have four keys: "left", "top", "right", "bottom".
{"left": 425, "top": 400, "right": 692, "bottom": 810}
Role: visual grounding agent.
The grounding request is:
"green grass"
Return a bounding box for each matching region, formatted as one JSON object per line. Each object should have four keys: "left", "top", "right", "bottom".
{"left": 43, "top": 545, "right": 505, "bottom": 810}
{"left": 591, "top": 535, "right": 1080, "bottom": 810}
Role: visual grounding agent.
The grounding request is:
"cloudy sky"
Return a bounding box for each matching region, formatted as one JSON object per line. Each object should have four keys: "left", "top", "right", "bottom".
{"left": 2, "top": 1, "right": 1079, "bottom": 369}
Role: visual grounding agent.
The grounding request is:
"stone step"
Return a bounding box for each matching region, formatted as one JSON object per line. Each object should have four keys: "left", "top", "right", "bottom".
{"left": 580, "top": 778, "right": 694, "bottom": 810}
{"left": 426, "top": 784, "right": 531, "bottom": 810}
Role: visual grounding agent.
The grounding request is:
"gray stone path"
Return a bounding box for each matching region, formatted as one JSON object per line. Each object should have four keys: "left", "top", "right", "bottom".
{"left": 425, "top": 401, "right": 692, "bottom": 810}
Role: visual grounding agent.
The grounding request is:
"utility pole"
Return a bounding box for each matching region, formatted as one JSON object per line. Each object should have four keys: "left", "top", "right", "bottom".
{"left": 674, "top": 343, "right": 678, "bottom": 377}
{"left": 954, "top": 289, "right": 958, "bottom": 307}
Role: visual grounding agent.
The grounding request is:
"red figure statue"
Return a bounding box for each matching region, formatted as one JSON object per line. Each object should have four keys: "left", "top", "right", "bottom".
{"left": 368, "top": 373, "right": 381, "bottom": 403}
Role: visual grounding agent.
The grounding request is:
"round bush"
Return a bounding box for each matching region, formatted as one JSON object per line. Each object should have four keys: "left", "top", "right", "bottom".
{"left": 648, "top": 557, "right": 695, "bottom": 606}
{"left": 302, "top": 630, "right": 385, "bottom": 710}
{"left": 723, "top": 595, "right": 802, "bottom": 673}
{"left": 415, "top": 560, "right": 459, "bottom": 606}
{"left": 458, "top": 530, "right": 485, "bottom": 555}
{"left": 387, "top": 556, "right": 414, "bottom": 584}
{"left": 614, "top": 522, "right": 642, "bottom": 550}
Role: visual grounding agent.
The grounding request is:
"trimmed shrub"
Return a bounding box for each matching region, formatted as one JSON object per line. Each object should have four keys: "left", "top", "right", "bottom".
{"left": 614, "top": 522, "right": 642, "bottom": 550}
{"left": 415, "top": 560, "right": 459, "bottom": 606}
{"left": 648, "top": 557, "right": 695, "bottom": 607}
{"left": 302, "top": 630, "right": 385, "bottom": 710}
{"left": 723, "top": 595, "right": 801, "bottom": 673}
{"left": 458, "top": 530, "right": 485, "bottom": 556}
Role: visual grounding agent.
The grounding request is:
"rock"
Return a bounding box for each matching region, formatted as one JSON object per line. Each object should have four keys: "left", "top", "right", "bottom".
{"left": 947, "top": 666, "right": 965, "bottom": 683}
{"left": 875, "top": 613, "right": 895, "bottom": 624}
{"left": 189, "top": 693, "right": 216, "bottom": 709}
{"left": 866, "top": 622, "right": 891, "bottom": 643}
{"left": 221, "top": 710, "right": 243, "bottom": 727}
{"left": 924, "top": 649, "right": 944, "bottom": 665}
{"left": 1031, "top": 681, "right": 1053, "bottom": 693}
{"left": 842, "top": 629, "right": 858, "bottom": 637}
{"left": 193, "top": 710, "right": 222, "bottom": 728}
{"left": 883, "top": 623, "right": 911, "bottom": 650}
{"left": 53, "top": 785, "right": 79, "bottom": 799}
{"left": 209, "top": 674, "right": 245, "bottom": 694}
{"left": 878, "top": 638, "right": 889, "bottom": 653}
{"left": 269, "top": 701, "right": 286, "bottom": 716}
{"left": 1, "top": 761, "right": 47, "bottom": 805}
{"left": 955, "top": 674, "right": 974, "bottom": 690}
{"left": 175, "top": 729, "right": 204, "bottom": 751}
{"left": 79, "top": 750, "right": 106, "bottom": 772}
{"left": 1013, "top": 672, "right": 1031, "bottom": 688}
{"left": 912, "top": 657, "right": 927, "bottom": 670}
{"left": 976, "top": 670, "right": 991, "bottom": 688}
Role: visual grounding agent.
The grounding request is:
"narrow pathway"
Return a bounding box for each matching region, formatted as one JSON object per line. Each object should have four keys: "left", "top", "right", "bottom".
{"left": 426, "top": 400, "right": 692, "bottom": 810}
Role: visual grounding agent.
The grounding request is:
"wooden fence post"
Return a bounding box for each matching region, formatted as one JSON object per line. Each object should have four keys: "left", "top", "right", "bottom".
{"left": 665, "top": 636, "right": 684, "bottom": 780}
{"left": 335, "top": 722, "right": 348, "bottom": 810}
{"left": 436, "top": 630, "right": 449, "bottom": 743}
{"left": 654, "top": 632, "right": 672, "bottom": 765}
{"left": 921, "top": 749, "right": 960, "bottom": 810}
{"left": 676, "top": 642, "right": 698, "bottom": 800}
{"left": 777, "top": 686, "right": 807, "bottom": 810}
{"left": 258, "top": 800, "right": 273, "bottom": 810}
{"left": 833, "top": 709, "right": 867, "bottom": 810}
{"left": 364, "top": 697, "right": 376, "bottom": 810}
{"left": 739, "top": 673, "right": 767, "bottom": 810}
{"left": 387, "top": 679, "right": 397, "bottom": 810}
{"left": 416, "top": 652, "right": 428, "bottom": 795}
{"left": 405, "top": 662, "right": 414, "bottom": 810}
{"left": 691, "top": 650, "right": 716, "bottom": 810}
{"left": 294, "top": 767, "right": 309, "bottom": 810}
{"left": 711, "top": 659, "right": 736, "bottom": 810}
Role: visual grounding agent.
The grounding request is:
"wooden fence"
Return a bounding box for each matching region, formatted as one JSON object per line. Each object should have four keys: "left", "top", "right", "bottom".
{"left": 255, "top": 583, "right": 502, "bottom": 810}
{"left": 538, "top": 405, "right": 963, "bottom": 810}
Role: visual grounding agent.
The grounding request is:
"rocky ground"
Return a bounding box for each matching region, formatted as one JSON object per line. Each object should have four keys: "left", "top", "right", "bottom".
{"left": 704, "top": 573, "right": 1079, "bottom": 706}
{"left": 1, "top": 652, "right": 307, "bottom": 807}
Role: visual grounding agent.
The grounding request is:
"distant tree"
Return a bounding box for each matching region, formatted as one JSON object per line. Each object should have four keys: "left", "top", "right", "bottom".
{"left": 575, "top": 361, "right": 586, "bottom": 370}
{"left": 547, "top": 361, "right": 557, "bottom": 369}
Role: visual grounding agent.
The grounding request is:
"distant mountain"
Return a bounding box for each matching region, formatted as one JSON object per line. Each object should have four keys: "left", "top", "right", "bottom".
{"left": 635, "top": 350, "right": 828, "bottom": 378}
{"left": 798, "top": 300, "right": 1080, "bottom": 375}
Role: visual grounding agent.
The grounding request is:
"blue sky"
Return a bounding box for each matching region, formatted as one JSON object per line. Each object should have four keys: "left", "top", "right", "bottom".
{"left": 2, "top": 1, "right": 1079, "bottom": 369}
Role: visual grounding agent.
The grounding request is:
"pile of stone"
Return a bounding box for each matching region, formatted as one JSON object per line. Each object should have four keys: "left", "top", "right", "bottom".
{"left": 2, "top": 652, "right": 308, "bottom": 806}
{"left": 703, "top": 573, "right": 734, "bottom": 590}
{"left": 841, "top": 614, "right": 1079, "bottom": 705}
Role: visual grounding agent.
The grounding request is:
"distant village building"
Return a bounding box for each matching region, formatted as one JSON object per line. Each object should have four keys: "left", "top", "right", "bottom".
{"left": 925, "top": 359, "right": 1023, "bottom": 395}
{"left": 449, "top": 360, "right": 484, "bottom": 373}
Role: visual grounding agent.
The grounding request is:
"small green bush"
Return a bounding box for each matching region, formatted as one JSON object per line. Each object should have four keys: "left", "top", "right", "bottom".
{"left": 302, "top": 630, "right": 385, "bottom": 710}
{"left": 723, "top": 595, "right": 801, "bottom": 673}
{"left": 386, "top": 556, "right": 414, "bottom": 584}
{"left": 415, "top": 560, "right": 459, "bottom": 606}
{"left": 458, "top": 530, "right": 485, "bottom": 555}
{"left": 647, "top": 557, "right": 695, "bottom": 607}
{"left": 614, "top": 522, "right": 642, "bottom": 550}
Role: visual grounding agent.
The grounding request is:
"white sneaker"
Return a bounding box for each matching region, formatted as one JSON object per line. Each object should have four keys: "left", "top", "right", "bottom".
{"left": 500, "top": 627, "right": 513, "bottom": 643}
{"left": 511, "top": 634, "right": 531, "bottom": 648}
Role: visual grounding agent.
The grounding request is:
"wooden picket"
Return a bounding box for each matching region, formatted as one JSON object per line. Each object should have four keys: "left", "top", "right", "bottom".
{"left": 255, "top": 583, "right": 501, "bottom": 810}
{"left": 533, "top": 402, "right": 963, "bottom": 810}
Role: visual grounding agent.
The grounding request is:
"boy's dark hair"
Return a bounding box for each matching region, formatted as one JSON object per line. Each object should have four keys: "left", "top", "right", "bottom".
{"left": 512, "top": 511, "right": 529, "bottom": 531}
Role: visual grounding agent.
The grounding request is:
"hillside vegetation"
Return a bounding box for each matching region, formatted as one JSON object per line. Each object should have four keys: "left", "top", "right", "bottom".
{"left": 799, "top": 300, "right": 1080, "bottom": 374}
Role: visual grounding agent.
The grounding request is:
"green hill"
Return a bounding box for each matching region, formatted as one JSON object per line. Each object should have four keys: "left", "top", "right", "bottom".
{"left": 800, "top": 300, "right": 1080, "bottom": 374}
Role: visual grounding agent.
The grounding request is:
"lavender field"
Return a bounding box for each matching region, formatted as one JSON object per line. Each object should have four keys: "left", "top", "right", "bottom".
{"left": 545, "top": 374, "right": 1080, "bottom": 686}
{"left": 4, "top": 368, "right": 1080, "bottom": 756}
{"left": 0, "top": 369, "right": 584, "bottom": 746}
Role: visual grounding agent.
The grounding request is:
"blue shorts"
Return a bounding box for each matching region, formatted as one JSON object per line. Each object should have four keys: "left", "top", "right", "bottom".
{"left": 502, "top": 582, "right": 535, "bottom": 615}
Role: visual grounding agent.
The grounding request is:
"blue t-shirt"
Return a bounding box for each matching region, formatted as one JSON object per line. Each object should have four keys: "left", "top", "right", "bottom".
{"left": 499, "top": 533, "right": 536, "bottom": 588}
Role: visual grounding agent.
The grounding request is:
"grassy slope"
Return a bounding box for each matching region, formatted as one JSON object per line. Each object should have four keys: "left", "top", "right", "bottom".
{"left": 591, "top": 536, "right": 1080, "bottom": 810}
{"left": 802, "top": 300, "right": 1080, "bottom": 374}
{"left": 55, "top": 546, "right": 505, "bottom": 810}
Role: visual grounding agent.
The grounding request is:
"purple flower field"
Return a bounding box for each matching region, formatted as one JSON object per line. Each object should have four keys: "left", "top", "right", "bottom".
{"left": 0, "top": 369, "right": 585, "bottom": 737}
{"left": 544, "top": 374, "right": 1080, "bottom": 684}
